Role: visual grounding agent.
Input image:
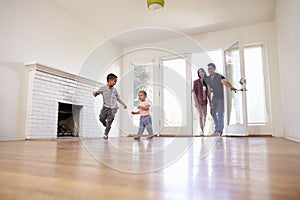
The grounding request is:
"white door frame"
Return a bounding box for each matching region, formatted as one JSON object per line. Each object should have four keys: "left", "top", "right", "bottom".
{"left": 223, "top": 37, "right": 248, "bottom": 136}
{"left": 158, "top": 54, "right": 193, "bottom": 136}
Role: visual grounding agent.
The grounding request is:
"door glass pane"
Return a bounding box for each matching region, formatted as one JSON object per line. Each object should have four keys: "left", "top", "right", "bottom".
{"left": 163, "top": 58, "right": 187, "bottom": 127}
{"left": 133, "top": 64, "right": 153, "bottom": 126}
{"left": 244, "top": 45, "right": 268, "bottom": 124}
{"left": 224, "top": 42, "right": 244, "bottom": 125}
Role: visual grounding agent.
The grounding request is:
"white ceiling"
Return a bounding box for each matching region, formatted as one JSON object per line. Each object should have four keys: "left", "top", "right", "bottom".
{"left": 49, "top": 0, "right": 277, "bottom": 47}
{"left": 0, "top": 0, "right": 278, "bottom": 74}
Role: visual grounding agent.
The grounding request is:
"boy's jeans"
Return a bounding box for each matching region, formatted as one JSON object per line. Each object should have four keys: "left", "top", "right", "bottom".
{"left": 99, "top": 106, "right": 117, "bottom": 134}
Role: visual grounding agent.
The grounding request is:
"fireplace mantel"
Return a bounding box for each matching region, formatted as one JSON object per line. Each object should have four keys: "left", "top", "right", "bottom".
{"left": 26, "top": 63, "right": 99, "bottom": 86}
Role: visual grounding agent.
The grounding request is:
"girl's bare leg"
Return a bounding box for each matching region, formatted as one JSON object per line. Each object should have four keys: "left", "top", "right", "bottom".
{"left": 201, "top": 104, "right": 207, "bottom": 134}
{"left": 197, "top": 105, "right": 204, "bottom": 134}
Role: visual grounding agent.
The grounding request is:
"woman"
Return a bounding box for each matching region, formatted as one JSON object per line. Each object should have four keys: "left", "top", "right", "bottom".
{"left": 193, "top": 68, "right": 212, "bottom": 135}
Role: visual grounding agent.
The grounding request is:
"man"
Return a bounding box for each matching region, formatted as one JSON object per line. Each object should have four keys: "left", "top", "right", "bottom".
{"left": 205, "top": 63, "right": 237, "bottom": 135}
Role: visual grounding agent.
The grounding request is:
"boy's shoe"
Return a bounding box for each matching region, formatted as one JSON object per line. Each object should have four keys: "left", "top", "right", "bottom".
{"left": 103, "top": 134, "right": 108, "bottom": 140}
{"left": 146, "top": 136, "right": 154, "bottom": 140}
{"left": 134, "top": 136, "right": 140, "bottom": 141}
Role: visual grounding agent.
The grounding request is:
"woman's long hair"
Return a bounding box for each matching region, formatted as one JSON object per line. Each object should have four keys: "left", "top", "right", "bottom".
{"left": 197, "top": 68, "right": 208, "bottom": 87}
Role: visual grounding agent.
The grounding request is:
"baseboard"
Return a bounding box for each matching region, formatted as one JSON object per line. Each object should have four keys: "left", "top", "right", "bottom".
{"left": 0, "top": 136, "right": 25, "bottom": 141}
{"left": 284, "top": 136, "right": 300, "bottom": 143}
{"left": 26, "top": 136, "right": 57, "bottom": 140}
{"left": 247, "top": 134, "right": 273, "bottom": 137}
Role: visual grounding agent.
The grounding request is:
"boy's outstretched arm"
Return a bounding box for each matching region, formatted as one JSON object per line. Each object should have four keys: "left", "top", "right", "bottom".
{"left": 131, "top": 111, "right": 140, "bottom": 115}
{"left": 93, "top": 91, "right": 99, "bottom": 97}
{"left": 117, "top": 98, "right": 127, "bottom": 109}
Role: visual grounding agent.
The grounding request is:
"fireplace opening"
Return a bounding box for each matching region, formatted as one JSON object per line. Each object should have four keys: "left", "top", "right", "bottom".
{"left": 57, "top": 102, "right": 82, "bottom": 137}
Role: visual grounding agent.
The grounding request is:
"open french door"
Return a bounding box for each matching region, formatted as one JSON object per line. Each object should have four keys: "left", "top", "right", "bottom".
{"left": 223, "top": 38, "right": 248, "bottom": 136}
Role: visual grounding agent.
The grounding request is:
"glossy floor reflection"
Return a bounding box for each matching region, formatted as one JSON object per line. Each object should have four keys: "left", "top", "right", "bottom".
{"left": 0, "top": 137, "right": 300, "bottom": 200}
{"left": 80, "top": 137, "right": 219, "bottom": 173}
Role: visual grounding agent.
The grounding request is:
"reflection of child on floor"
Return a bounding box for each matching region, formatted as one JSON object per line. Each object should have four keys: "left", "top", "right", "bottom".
{"left": 131, "top": 91, "right": 154, "bottom": 140}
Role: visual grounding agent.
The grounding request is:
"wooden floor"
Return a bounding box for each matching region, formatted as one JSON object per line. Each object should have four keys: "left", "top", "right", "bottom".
{"left": 0, "top": 137, "right": 300, "bottom": 200}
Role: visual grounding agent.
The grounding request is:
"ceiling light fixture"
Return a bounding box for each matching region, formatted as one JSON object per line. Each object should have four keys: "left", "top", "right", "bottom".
{"left": 147, "top": 0, "right": 165, "bottom": 11}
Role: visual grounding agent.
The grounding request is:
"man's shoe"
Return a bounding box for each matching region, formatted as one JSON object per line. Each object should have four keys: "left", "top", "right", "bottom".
{"left": 211, "top": 132, "right": 220, "bottom": 136}
{"left": 146, "top": 136, "right": 154, "bottom": 140}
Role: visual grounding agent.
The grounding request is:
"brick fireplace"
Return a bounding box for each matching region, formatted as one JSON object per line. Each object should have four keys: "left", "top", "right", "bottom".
{"left": 25, "top": 63, "right": 103, "bottom": 139}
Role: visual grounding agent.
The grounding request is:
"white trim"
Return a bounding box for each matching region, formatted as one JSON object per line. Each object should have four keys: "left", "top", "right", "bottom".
{"left": 222, "top": 37, "right": 248, "bottom": 136}
{"left": 284, "top": 136, "right": 300, "bottom": 143}
{"left": 0, "top": 136, "right": 26, "bottom": 141}
{"left": 159, "top": 55, "right": 193, "bottom": 135}
{"left": 25, "top": 136, "right": 57, "bottom": 140}
{"left": 244, "top": 43, "right": 274, "bottom": 135}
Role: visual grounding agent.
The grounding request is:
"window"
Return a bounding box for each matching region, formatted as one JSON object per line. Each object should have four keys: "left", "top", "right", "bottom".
{"left": 162, "top": 58, "right": 187, "bottom": 127}
{"left": 244, "top": 44, "right": 268, "bottom": 124}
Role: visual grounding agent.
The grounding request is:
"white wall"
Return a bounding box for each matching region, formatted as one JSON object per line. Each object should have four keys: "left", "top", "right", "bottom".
{"left": 0, "top": 1, "right": 125, "bottom": 140}
{"left": 0, "top": 63, "right": 28, "bottom": 140}
{"left": 0, "top": 0, "right": 95, "bottom": 140}
{"left": 276, "top": 0, "right": 300, "bottom": 141}
{"left": 0, "top": 0, "right": 98, "bottom": 74}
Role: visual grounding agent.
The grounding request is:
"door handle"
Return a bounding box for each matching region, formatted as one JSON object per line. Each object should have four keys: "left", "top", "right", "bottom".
{"left": 238, "top": 88, "right": 248, "bottom": 92}
{"left": 239, "top": 77, "right": 246, "bottom": 85}
{"left": 238, "top": 78, "right": 247, "bottom": 91}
